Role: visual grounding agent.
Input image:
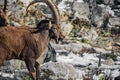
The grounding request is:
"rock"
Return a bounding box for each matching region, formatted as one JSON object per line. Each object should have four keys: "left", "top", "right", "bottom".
{"left": 61, "top": 22, "right": 74, "bottom": 36}
{"left": 14, "top": 71, "right": 31, "bottom": 80}
{"left": 0, "top": 70, "right": 31, "bottom": 80}
{"left": 11, "top": 21, "right": 21, "bottom": 26}
{"left": 0, "top": 60, "right": 26, "bottom": 73}
{"left": 93, "top": 73, "right": 106, "bottom": 80}
{"left": 111, "top": 69, "right": 120, "bottom": 79}
{"left": 92, "top": 47, "right": 110, "bottom": 53}
{"left": 0, "top": 61, "right": 15, "bottom": 73}
{"left": 73, "top": 2, "right": 90, "bottom": 19}
{"left": 110, "top": 27, "right": 120, "bottom": 35}
{"left": 60, "top": 11, "right": 69, "bottom": 21}
{"left": 10, "top": 6, "right": 26, "bottom": 24}
{"left": 70, "top": 43, "right": 83, "bottom": 54}
{"left": 53, "top": 42, "right": 91, "bottom": 54}
{"left": 19, "top": 0, "right": 32, "bottom": 6}
{"left": 99, "top": 0, "right": 114, "bottom": 5}
{"left": 112, "top": 42, "right": 120, "bottom": 55}
{"left": 81, "top": 27, "right": 98, "bottom": 41}
{"left": 109, "top": 17, "right": 120, "bottom": 27}
{"left": 44, "top": 43, "right": 57, "bottom": 62}
{"left": 91, "top": 5, "right": 111, "bottom": 27}
{"left": 41, "top": 62, "right": 78, "bottom": 80}
{"left": 115, "top": 75, "right": 120, "bottom": 80}
{"left": 115, "top": 0, "right": 120, "bottom": 4}
{"left": 104, "top": 58, "right": 115, "bottom": 66}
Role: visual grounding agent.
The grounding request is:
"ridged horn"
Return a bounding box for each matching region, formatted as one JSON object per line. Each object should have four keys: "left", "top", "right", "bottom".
{"left": 26, "top": 0, "right": 60, "bottom": 25}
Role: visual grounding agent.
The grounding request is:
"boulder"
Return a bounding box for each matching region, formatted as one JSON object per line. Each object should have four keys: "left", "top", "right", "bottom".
{"left": 61, "top": 22, "right": 74, "bottom": 36}
{"left": 109, "top": 17, "right": 120, "bottom": 27}
{"left": 114, "top": 0, "right": 120, "bottom": 4}
{"left": 81, "top": 27, "right": 98, "bottom": 41}
{"left": 99, "top": 0, "right": 114, "bottom": 5}
{"left": 41, "top": 62, "right": 78, "bottom": 80}
{"left": 73, "top": 2, "right": 90, "bottom": 19}
{"left": 90, "top": 5, "right": 111, "bottom": 27}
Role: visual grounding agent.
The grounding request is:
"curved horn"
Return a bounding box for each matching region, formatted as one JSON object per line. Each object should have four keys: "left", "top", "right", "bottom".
{"left": 26, "top": 0, "right": 60, "bottom": 25}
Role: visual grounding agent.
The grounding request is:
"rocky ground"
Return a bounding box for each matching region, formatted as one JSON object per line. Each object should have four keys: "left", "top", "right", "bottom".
{"left": 0, "top": 0, "right": 120, "bottom": 80}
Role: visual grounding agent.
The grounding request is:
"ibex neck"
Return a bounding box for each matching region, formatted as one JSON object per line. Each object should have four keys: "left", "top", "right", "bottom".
{"left": 34, "top": 30, "right": 50, "bottom": 52}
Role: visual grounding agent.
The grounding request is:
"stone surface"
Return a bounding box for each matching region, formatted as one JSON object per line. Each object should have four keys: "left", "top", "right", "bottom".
{"left": 109, "top": 17, "right": 120, "bottom": 27}
{"left": 61, "top": 22, "right": 74, "bottom": 36}
{"left": 41, "top": 62, "right": 78, "bottom": 80}
{"left": 73, "top": 2, "right": 90, "bottom": 19}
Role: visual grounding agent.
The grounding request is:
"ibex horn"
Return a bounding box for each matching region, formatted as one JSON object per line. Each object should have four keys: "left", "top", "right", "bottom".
{"left": 26, "top": 0, "right": 60, "bottom": 25}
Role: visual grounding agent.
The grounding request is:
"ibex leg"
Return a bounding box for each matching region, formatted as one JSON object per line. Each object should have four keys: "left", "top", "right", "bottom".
{"left": 25, "top": 58, "right": 36, "bottom": 80}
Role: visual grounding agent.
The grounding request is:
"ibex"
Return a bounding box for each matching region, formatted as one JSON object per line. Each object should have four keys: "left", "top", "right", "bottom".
{"left": 0, "top": 0, "right": 64, "bottom": 80}
{"left": 0, "top": 0, "right": 9, "bottom": 26}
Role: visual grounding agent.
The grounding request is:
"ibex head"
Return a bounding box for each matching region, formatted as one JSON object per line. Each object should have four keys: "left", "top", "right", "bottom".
{"left": 49, "top": 23, "right": 65, "bottom": 43}
{"left": 37, "top": 19, "right": 64, "bottom": 43}
{"left": 27, "top": 0, "right": 65, "bottom": 43}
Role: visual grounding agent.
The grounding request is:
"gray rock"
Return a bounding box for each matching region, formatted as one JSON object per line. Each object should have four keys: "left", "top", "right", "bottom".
{"left": 104, "top": 58, "right": 115, "bottom": 66}
{"left": 41, "top": 62, "right": 78, "bottom": 80}
{"left": 73, "top": 2, "right": 90, "bottom": 19}
{"left": 115, "top": 75, "right": 120, "bottom": 80}
{"left": 84, "top": 0, "right": 114, "bottom": 6}
{"left": 81, "top": 27, "right": 98, "bottom": 41}
{"left": 61, "top": 22, "right": 74, "bottom": 36}
{"left": 100, "top": 0, "right": 114, "bottom": 5}
{"left": 114, "top": 0, "right": 120, "bottom": 4}
{"left": 90, "top": 5, "right": 110, "bottom": 27}
{"left": 109, "top": 17, "right": 120, "bottom": 27}
{"left": 0, "top": 70, "right": 31, "bottom": 80}
{"left": 52, "top": 43, "right": 91, "bottom": 54}
{"left": 0, "top": 61, "right": 15, "bottom": 73}
{"left": 11, "top": 21, "right": 21, "bottom": 26}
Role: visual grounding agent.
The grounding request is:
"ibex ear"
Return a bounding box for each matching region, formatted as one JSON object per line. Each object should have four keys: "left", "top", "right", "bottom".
{"left": 48, "top": 21, "right": 52, "bottom": 29}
